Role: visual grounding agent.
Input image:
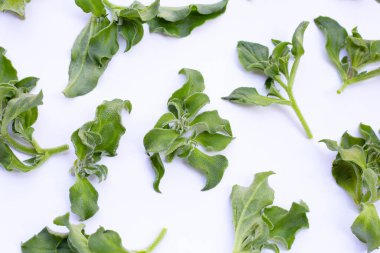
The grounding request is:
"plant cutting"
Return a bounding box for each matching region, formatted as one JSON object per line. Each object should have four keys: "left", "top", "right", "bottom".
{"left": 223, "top": 21, "right": 313, "bottom": 139}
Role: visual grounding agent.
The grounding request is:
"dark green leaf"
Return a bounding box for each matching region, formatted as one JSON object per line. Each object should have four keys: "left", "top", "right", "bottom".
{"left": 150, "top": 153, "right": 165, "bottom": 193}
{"left": 187, "top": 148, "right": 228, "bottom": 191}
{"left": 118, "top": 20, "right": 144, "bottom": 52}
{"left": 148, "top": 0, "right": 228, "bottom": 38}
{"left": 69, "top": 177, "right": 99, "bottom": 221}
{"left": 118, "top": 0, "right": 159, "bottom": 22}
{"left": 14, "top": 76, "right": 39, "bottom": 93}
{"left": 21, "top": 227, "right": 67, "bottom": 253}
{"left": 351, "top": 204, "right": 380, "bottom": 252}
{"left": 360, "top": 123, "right": 380, "bottom": 145}
{"left": 89, "top": 22, "right": 119, "bottom": 67}
{"left": 222, "top": 87, "right": 291, "bottom": 106}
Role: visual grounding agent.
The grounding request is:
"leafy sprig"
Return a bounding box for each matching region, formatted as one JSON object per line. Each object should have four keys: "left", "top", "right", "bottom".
{"left": 0, "top": 47, "right": 68, "bottom": 172}
{"left": 231, "top": 172, "right": 309, "bottom": 253}
{"left": 69, "top": 99, "right": 131, "bottom": 220}
{"left": 144, "top": 68, "right": 233, "bottom": 193}
{"left": 315, "top": 16, "right": 380, "bottom": 93}
{"left": 223, "top": 21, "right": 313, "bottom": 139}
{"left": 63, "top": 0, "right": 228, "bottom": 97}
{"left": 21, "top": 213, "right": 166, "bottom": 253}
{"left": 0, "top": 0, "right": 31, "bottom": 18}
{"left": 321, "top": 123, "right": 380, "bottom": 251}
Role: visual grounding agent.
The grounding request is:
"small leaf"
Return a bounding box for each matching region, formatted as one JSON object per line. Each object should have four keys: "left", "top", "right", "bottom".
{"left": 223, "top": 87, "right": 291, "bottom": 106}
{"left": 0, "top": 47, "right": 18, "bottom": 83}
{"left": 338, "top": 145, "right": 367, "bottom": 170}
{"left": 69, "top": 177, "right": 99, "bottom": 221}
{"left": 291, "top": 21, "right": 309, "bottom": 57}
{"left": 89, "top": 22, "right": 119, "bottom": 67}
{"left": 320, "top": 139, "right": 339, "bottom": 151}
{"left": 237, "top": 41, "right": 269, "bottom": 71}
{"left": 0, "top": 0, "right": 30, "bottom": 18}
{"left": 144, "top": 129, "right": 179, "bottom": 153}
{"left": 118, "top": 0, "right": 160, "bottom": 22}
{"left": 169, "top": 68, "right": 205, "bottom": 102}
{"left": 362, "top": 168, "right": 378, "bottom": 204}
{"left": 184, "top": 92, "right": 210, "bottom": 118}
{"left": 187, "top": 148, "right": 228, "bottom": 191}
{"left": 189, "top": 110, "right": 232, "bottom": 136}
{"left": 154, "top": 112, "right": 177, "bottom": 128}
{"left": 340, "top": 132, "right": 365, "bottom": 149}
{"left": 75, "top": 0, "right": 106, "bottom": 17}
{"left": 14, "top": 76, "right": 39, "bottom": 93}
{"left": 149, "top": 153, "right": 165, "bottom": 193}
{"left": 148, "top": 0, "right": 228, "bottom": 38}
{"left": 194, "top": 132, "right": 233, "bottom": 152}
{"left": 264, "top": 202, "right": 309, "bottom": 249}
{"left": 88, "top": 227, "right": 129, "bottom": 253}
{"left": 359, "top": 123, "right": 380, "bottom": 145}
{"left": 118, "top": 20, "right": 144, "bottom": 52}
{"left": 351, "top": 204, "right": 380, "bottom": 252}
{"left": 21, "top": 227, "right": 67, "bottom": 253}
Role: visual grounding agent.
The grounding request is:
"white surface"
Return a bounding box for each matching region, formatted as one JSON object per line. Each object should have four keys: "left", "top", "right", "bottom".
{"left": 0, "top": 0, "right": 380, "bottom": 252}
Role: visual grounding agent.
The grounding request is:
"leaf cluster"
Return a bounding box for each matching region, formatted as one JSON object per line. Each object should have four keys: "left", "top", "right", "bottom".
{"left": 70, "top": 99, "right": 131, "bottom": 221}
{"left": 63, "top": 0, "right": 228, "bottom": 97}
{"left": 0, "top": 0, "right": 31, "bottom": 18}
{"left": 144, "top": 68, "right": 233, "bottom": 192}
{"left": 231, "top": 172, "right": 309, "bottom": 253}
{"left": 223, "top": 21, "right": 313, "bottom": 139}
{"left": 21, "top": 213, "right": 166, "bottom": 253}
{"left": 0, "top": 47, "right": 68, "bottom": 172}
{"left": 321, "top": 123, "right": 380, "bottom": 251}
{"left": 315, "top": 16, "right": 380, "bottom": 93}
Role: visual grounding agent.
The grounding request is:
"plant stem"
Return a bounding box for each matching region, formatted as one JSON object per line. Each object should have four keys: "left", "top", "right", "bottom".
{"left": 288, "top": 90, "right": 313, "bottom": 139}
{"left": 144, "top": 228, "right": 167, "bottom": 253}
{"left": 43, "top": 144, "right": 69, "bottom": 155}
{"left": 288, "top": 57, "right": 301, "bottom": 89}
{"left": 338, "top": 67, "right": 380, "bottom": 94}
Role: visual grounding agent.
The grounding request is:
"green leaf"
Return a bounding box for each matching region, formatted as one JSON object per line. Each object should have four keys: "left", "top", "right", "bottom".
{"left": 264, "top": 202, "right": 309, "bottom": 249}
{"left": 338, "top": 145, "right": 367, "bottom": 170}
{"left": 148, "top": 0, "right": 228, "bottom": 38}
{"left": 187, "top": 148, "right": 228, "bottom": 191}
{"left": 332, "top": 159, "right": 362, "bottom": 205}
{"left": 144, "top": 129, "right": 179, "bottom": 153}
{"left": 291, "top": 21, "right": 309, "bottom": 57}
{"left": 21, "top": 227, "right": 67, "bottom": 253}
{"left": 0, "top": 0, "right": 30, "bottom": 18}
{"left": 237, "top": 41, "right": 269, "bottom": 72}
{"left": 89, "top": 22, "right": 119, "bottom": 67}
{"left": 149, "top": 153, "right": 165, "bottom": 193}
{"left": 314, "top": 16, "right": 348, "bottom": 78}
{"left": 118, "top": 0, "right": 160, "bottom": 22}
{"left": 63, "top": 17, "right": 111, "bottom": 98}
{"left": 340, "top": 132, "right": 365, "bottom": 149}
{"left": 169, "top": 68, "right": 205, "bottom": 102}
{"left": 14, "top": 76, "right": 39, "bottom": 93}
{"left": 184, "top": 92, "right": 210, "bottom": 118}
{"left": 194, "top": 132, "right": 232, "bottom": 152}
{"left": 359, "top": 123, "right": 380, "bottom": 145}
{"left": 320, "top": 139, "right": 339, "bottom": 151}
{"left": 75, "top": 0, "right": 106, "bottom": 17}
{"left": 351, "top": 204, "right": 380, "bottom": 252}
{"left": 231, "top": 172, "right": 275, "bottom": 252}
{"left": 189, "top": 110, "right": 232, "bottom": 136}
{"left": 223, "top": 87, "right": 291, "bottom": 106}
{"left": 118, "top": 20, "right": 144, "bottom": 52}
{"left": 154, "top": 112, "right": 177, "bottom": 128}
{"left": 88, "top": 227, "right": 129, "bottom": 253}
{"left": 0, "top": 47, "right": 18, "bottom": 83}
{"left": 362, "top": 168, "right": 378, "bottom": 203}
{"left": 69, "top": 176, "right": 99, "bottom": 221}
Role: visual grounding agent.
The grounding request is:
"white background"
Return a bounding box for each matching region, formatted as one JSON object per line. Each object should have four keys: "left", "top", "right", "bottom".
{"left": 0, "top": 0, "right": 380, "bottom": 252}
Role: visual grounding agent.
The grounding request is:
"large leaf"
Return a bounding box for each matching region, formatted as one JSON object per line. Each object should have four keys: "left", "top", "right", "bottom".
{"left": 148, "top": 0, "right": 228, "bottom": 38}
{"left": 231, "top": 172, "right": 275, "bottom": 252}
{"left": 69, "top": 177, "right": 99, "bottom": 221}
{"left": 314, "top": 16, "right": 348, "bottom": 76}
{"left": 351, "top": 204, "right": 380, "bottom": 252}
{"left": 187, "top": 148, "right": 228, "bottom": 191}
{"left": 63, "top": 17, "right": 111, "bottom": 98}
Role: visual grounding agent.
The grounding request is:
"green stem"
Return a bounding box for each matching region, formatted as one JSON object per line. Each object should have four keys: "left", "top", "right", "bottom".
{"left": 144, "top": 228, "right": 167, "bottom": 253}
{"left": 288, "top": 90, "right": 313, "bottom": 139}
{"left": 42, "top": 144, "right": 69, "bottom": 155}
{"left": 288, "top": 57, "right": 301, "bottom": 89}
{"left": 2, "top": 134, "right": 37, "bottom": 155}
{"left": 338, "top": 67, "right": 380, "bottom": 94}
